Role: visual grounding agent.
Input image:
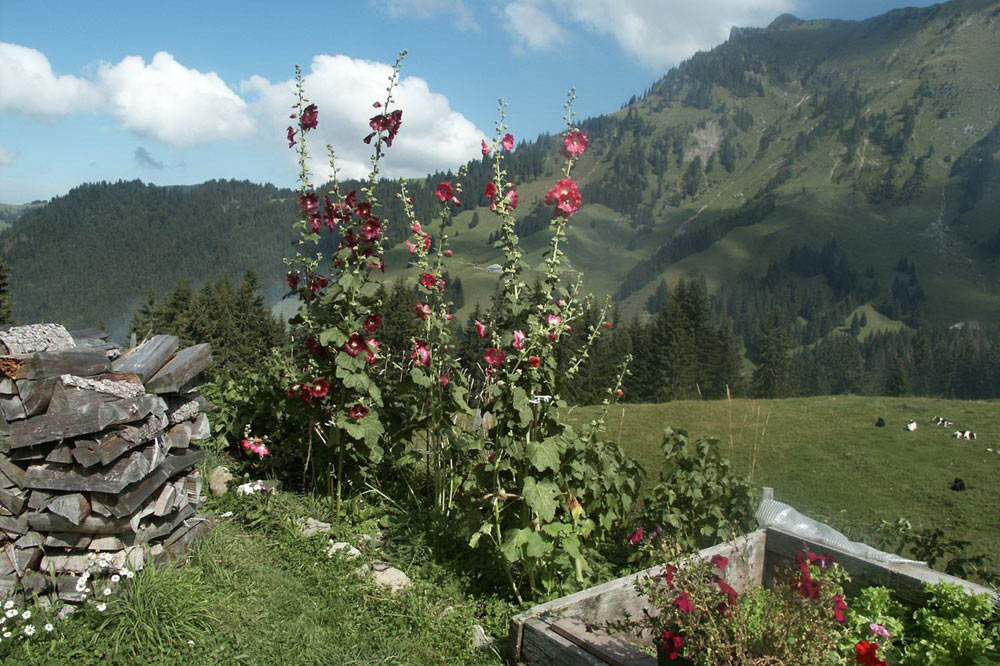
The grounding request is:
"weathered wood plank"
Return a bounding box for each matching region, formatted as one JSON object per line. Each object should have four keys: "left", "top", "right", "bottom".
{"left": 146, "top": 343, "right": 212, "bottom": 394}
{"left": 14, "top": 378, "right": 56, "bottom": 416}
{"left": 46, "top": 493, "right": 90, "bottom": 525}
{"left": 517, "top": 617, "right": 608, "bottom": 666}
{"left": 23, "top": 448, "right": 153, "bottom": 494}
{"left": 107, "top": 449, "right": 204, "bottom": 518}
{"left": 8, "top": 394, "right": 165, "bottom": 449}
{"left": 763, "top": 527, "right": 997, "bottom": 605}
{"left": 112, "top": 335, "right": 178, "bottom": 383}
{"left": 549, "top": 618, "right": 656, "bottom": 666}
{"left": 0, "top": 456, "right": 26, "bottom": 487}
{"left": 0, "top": 486, "right": 27, "bottom": 514}
{"left": 69, "top": 328, "right": 110, "bottom": 342}
{"left": 47, "top": 374, "right": 144, "bottom": 414}
{"left": 0, "top": 392, "right": 25, "bottom": 421}
{"left": 2, "top": 349, "right": 110, "bottom": 381}
{"left": 27, "top": 511, "right": 132, "bottom": 535}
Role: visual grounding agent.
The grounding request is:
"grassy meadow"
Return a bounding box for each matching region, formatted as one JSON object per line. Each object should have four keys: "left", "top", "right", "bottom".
{"left": 568, "top": 395, "right": 1000, "bottom": 569}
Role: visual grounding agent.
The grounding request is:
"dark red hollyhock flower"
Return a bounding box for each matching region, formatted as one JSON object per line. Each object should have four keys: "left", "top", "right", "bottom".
{"left": 362, "top": 217, "right": 381, "bottom": 241}
{"left": 309, "top": 274, "right": 328, "bottom": 295}
{"left": 300, "top": 104, "right": 318, "bottom": 130}
{"left": 603, "top": 321, "right": 612, "bottom": 328}
{"left": 711, "top": 554, "right": 729, "bottom": 571}
{"left": 363, "top": 313, "right": 382, "bottom": 333}
{"left": 501, "top": 133, "right": 514, "bottom": 151}
{"left": 298, "top": 385, "right": 313, "bottom": 404}
{"left": 673, "top": 592, "right": 694, "bottom": 613}
{"left": 415, "top": 303, "right": 432, "bottom": 320}
{"left": 285, "top": 387, "right": 296, "bottom": 400}
{"left": 833, "top": 595, "right": 849, "bottom": 623}
{"left": 435, "top": 181, "right": 454, "bottom": 203}
{"left": 309, "top": 211, "right": 322, "bottom": 233}
{"left": 287, "top": 126, "right": 296, "bottom": 148}
{"left": 616, "top": 389, "right": 624, "bottom": 397}
{"left": 855, "top": 641, "right": 887, "bottom": 666}
{"left": 528, "top": 356, "right": 540, "bottom": 368}
{"left": 663, "top": 564, "right": 676, "bottom": 588}
{"left": 660, "top": 631, "right": 684, "bottom": 660}
{"left": 344, "top": 333, "right": 366, "bottom": 357}
{"left": 484, "top": 347, "right": 505, "bottom": 368}
{"left": 310, "top": 379, "right": 330, "bottom": 399}
{"left": 484, "top": 181, "right": 498, "bottom": 199}
{"left": 419, "top": 273, "right": 438, "bottom": 289}
{"left": 300, "top": 192, "right": 319, "bottom": 212}
{"left": 365, "top": 109, "right": 403, "bottom": 146}
{"left": 349, "top": 403, "right": 369, "bottom": 420}
{"left": 286, "top": 272, "right": 300, "bottom": 291}
{"left": 809, "top": 552, "right": 835, "bottom": 568}
{"left": 717, "top": 579, "right": 739, "bottom": 608}
{"left": 305, "top": 336, "right": 327, "bottom": 357}
{"left": 628, "top": 528, "right": 644, "bottom": 545}
{"left": 440, "top": 373, "right": 450, "bottom": 389}
{"left": 365, "top": 338, "right": 378, "bottom": 365}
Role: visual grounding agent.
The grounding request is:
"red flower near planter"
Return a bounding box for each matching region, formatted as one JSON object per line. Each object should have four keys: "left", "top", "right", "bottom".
{"left": 562, "top": 129, "right": 588, "bottom": 158}
{"left": 349, "top": 404, "right": 369, "bottom": 420}
{"left": 711, "top": 554, "right": 729, "bottom": 571}
{"left": 663, "top": 564, "right": 676, "bottom": 588}
{"left": 855, "top": 640, "right": 887, "bottom": 666}
{"left": 660, "top": 630, "right": 684, "bottom": 660}
{"left": 833, "top": 595, "right": 848, "bottom": 624}
{"left": 628, "top": 528, "right": 644, "bottom": 545}
{"left": 673, "top": 592, "right": 694, "bottom": 613}
{"left": 716, "top": 579, "right": 738, "bottom": 613}
{"left": 484, "top": 347, "right": 505, "bottom": 367}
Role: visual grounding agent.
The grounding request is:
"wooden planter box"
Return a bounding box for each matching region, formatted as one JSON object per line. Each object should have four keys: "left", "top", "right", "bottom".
{"left": 507, "top": 526, "right": 996, "bottom": 666}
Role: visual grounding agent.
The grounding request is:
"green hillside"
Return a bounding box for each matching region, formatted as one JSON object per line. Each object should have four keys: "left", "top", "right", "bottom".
{"left": 3, "top": 0, "right": 999, "bottom": 341}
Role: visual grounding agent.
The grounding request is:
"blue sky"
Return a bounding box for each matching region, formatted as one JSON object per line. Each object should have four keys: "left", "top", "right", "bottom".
{"left": 0, "top": 0, "right": 938, "bottom": 203}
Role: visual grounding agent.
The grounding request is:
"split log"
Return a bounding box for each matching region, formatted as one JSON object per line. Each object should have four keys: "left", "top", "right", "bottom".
{"left": 0, "top": 456, "right": 25, "bottom": 487}
{"left": 23, "top": 446, "right": 158, "bottom": 494}
{"left": 14, "top": 378, "right": 56, "bottom": 416}
{"left": 1, "top": 349, "right": 110, "bottom": 381}
{"left": 27, "top": 512, "right": 132, "bottom": 535}
{"left": 111, "top": 335, "right": 178, "bottom": 383}
{"left": 0, "top": 324, "right": 75, "bottom": 355}
{"left": 106, "top": 449, "right": 204, "bottom": 518}
{"left": 146, "top": 344, "right": 211, "bottom": 394}
{"left": 44, "top": 533, "right": 91, "bottom": 549}
{"left": 8, "top": 394, "right": 165, "bottom": 449}
{"left": 44, "top": 445, "right": 75, "bottom": 465}
{"left": 0, "top": 487, "right": 27, "bottom": 514}
{"left": 46, "top": 493, "right": 90, "bottom": 525}
{"left": 190, "top": 412, "right": 210, "bottom": 440}
{"left": 69, "top": 328, "right": 109, "bottom": 343}
{"left": 14, "top": 532, "right": 43, "bottom": 549}
{"left": 88, "top": 535, "right": 124, "bottom": 551}
{"left": 0, "top": 392, "right": 26, "bottom": 421}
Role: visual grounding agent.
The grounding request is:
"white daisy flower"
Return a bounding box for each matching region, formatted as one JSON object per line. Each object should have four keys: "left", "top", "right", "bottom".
{"left": 103, "top": 588, "right": 112, "bottom": 596}
{"left": 111, "top": 574, "right": 120, "bottom": 583}
{"left": 96, "top": 603, "right": 106, "bottom": 612}
{"left": 3, "top": 630, "right": 11, "bottom": 638}
{"left": 21, "top": 610, "right": 30, "bottom": 620}
{"left": 44, "top": 623, "right": 54, "bottom": 632}
{"left": 2, "top": 600, "right": 12, "bottom": 609}
{"left": 23, "top": 625, "right": 35, "bottom": 636}
{"left": 4, "top": 609, "right": 16, "bottom": 619}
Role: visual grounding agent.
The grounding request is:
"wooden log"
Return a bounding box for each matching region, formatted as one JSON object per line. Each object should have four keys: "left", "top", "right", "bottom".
{"left": 112, "top": 335, "right": 178, "bottom": 383}
{"left": 0, "top": 456, "right": 26, "bottom": 487}
{"left": 14, "top": 378, "right": 56, "bottom": 416}
{"left": 27, "top": 511, "right": 132, "bottom": 535}
{"left": 1, "top": 349, "right": 110, "bottom": 381}
{"left": 90, "top": 412, "right": 168, "bottom": 466}
{"left": 0, "top": 514, "right": 28, "bottom": 534}
{"left": 166, "top": 422, "right": 191, "bottom": 451}
{"left": 0, "top": 392, "right": 26, "bottom": 421}
{"left": 0, "top": 324, "right": 75, "bottom": 355}
{"left": 190, "top": 412, "right": 210, "bottom": 440}
{"left": 87, "top": 535, "right": 124, "bottom": 551}
{"left": 89, "top": 496, "right": 113, "bottom": 517}
{"left": 133, "top": 504, "right": 195, "bottom": 544}
{"left": 46, "top": 493, "right": 90, "bottom": 525}
{"left": 44, "top": 444, "right": 75, "bottom": 464}
{"left": 8, "top": 394, "right": 165, "bottom": 449}
{"left": 153, "top": 484, "right": 176, "bottom": 517}
{"left": 26, "top": 490, "right": 51, "bottom": 511}
{"left": 146, "top": 343, "right": 212, "bottom": 394}
{"left": 549, "top": 618, "right": 656, "bottom": 666}
{"left": 106, "top": 449, "right": 204, "bottom": 518}
{"left": 0, "top": 486, "right": 27, "bottom": 514}
{"left": 517, "top": 617, "right": 608, "bottom": 666}
{"left": 44, "top": 533, "right": 91, "bottom": 549}
{"left": 0, "top": 376, "right": 13, "bottom": 393}
{"left": 69, "top": 328, "right": 110, "bottom": 342}
{"left": 71, "top": 441, "right": 103, "bottom": 468}
{"left": 23, "top": 449, "right": 152, "bottom": 494}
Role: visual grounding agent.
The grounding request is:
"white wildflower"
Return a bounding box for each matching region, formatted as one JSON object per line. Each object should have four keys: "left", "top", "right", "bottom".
{"left": 44, "top": 623, "right": 54, "bottom": 632}
{"left": 96, "top": 602, "right": 106, "bottom": 612}
{"left": 2, "top": 600, "right": 12, "bottom": 609}
{"left": 4, "top": 609, "right": 16, "bottom": 619}
{"left": 103, "top": 588, "right": 111, "bottom": 596}
{"left": 187, "top": 640, "right": 195, "bottom": 647}
{"left": 75, "top": 579, "right": 87, "bottom": 592}
{"left": 3, "top": 630, "right": 11, "bottom": 638}
{"left": 21, "top": 610, "right": 30, "bottom": 620}
{"left": 111, "top": 574, "right": 120, "bottom": 583}
{"left": 24, "top": 624, "right": 35, "bottom": 636}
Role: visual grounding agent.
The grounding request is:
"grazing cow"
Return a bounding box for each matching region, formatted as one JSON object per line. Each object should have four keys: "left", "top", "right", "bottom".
{"left": 945, "top": 420, "right": 953, "bottom": 427}
{"left": 954, "top": 431, "right": 964, "bottom": 439}
{"left": 875, "top": 417, "right": 886, "bottom": 427}
{"left": 951, "top": 477, "right": 966, "bottom": 491}
{"left": 906, "top": 420, "right": 918, "bottom": 431}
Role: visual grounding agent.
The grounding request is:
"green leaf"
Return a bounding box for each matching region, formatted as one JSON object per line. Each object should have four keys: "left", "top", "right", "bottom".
{"left": 410, "top": 368, "right": 432, "bottom": 388}
{"left": 343, "top": 422, "right": 364, "bottom": 440}
{"left": 524, "top": 531, "right": 553, "bottom": 559}
{"left": 500, "top": 528, "right": 530, "bottom": 563}
{"left": 527, "top": 436, "right": 561, "bottom": 473}
{"left": 522, "top": 477, "right": 559, "bottom": 523}
{"left": 469, "top": 523, "right": 492, "bottom": 549}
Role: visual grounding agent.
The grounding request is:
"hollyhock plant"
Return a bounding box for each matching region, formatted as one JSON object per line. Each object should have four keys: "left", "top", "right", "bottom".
{"left": 412, "top": 340, "right": 432, "bottom": 367}
{"left": 544, "top": 178, "right": 582, "bottom": 217}
{"left": 501, "top": 132, "right": 514, "bottom": 150}
{"left": 484, "top": 347, "right": 505, "bottom": 368}
{"left": 512, "top": 329, "right": 526, "bottom": 350}
{"left": 562, "top": 128, "right": 588, "bottom": 158}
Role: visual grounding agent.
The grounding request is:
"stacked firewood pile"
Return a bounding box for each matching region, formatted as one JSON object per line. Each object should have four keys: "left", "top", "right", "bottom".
{"left": 0, "top": 323, "right": 212, "bottom": 600}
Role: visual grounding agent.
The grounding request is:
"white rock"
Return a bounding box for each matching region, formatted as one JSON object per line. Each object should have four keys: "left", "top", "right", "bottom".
{"left": 327, "top": 542, "right": 361, "bottom": 559}
{"left": 371, "top": 561, "right": 411, "bottom": 593}
{"left": 208, "top": 466, "right": 233, "bottom": 496}
{"left": 471, "top": 624, "right": 492, "bottom": 650}
{"left": 236, "top": 479, "right": 281, "bottom": 496}
{"left": 299, "top": 517, "right": 332, "bottom": 538}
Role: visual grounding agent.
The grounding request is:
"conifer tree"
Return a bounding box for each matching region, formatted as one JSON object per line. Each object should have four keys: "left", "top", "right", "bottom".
{"left": 752, "top": 311, "right": 791, "bottom": 398}
{"left": 0, "top": 258, "right": 15, "bottom": 326}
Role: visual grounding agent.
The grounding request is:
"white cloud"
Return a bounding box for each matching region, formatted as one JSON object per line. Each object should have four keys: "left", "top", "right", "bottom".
{"left": 242, "top": 54, "right": 486, "bottom": 182}
{"left": 96, "top": 52, "right": 255, "bottom": 146}
{"left": 374, "top": 0, "right": 478, "bottom": 30}
{"left": 0, "top": 147, "right": 16, "bottom": 166}
{"left": 502, "top": 0, "right": 799, "bottom": 70}
{"left": 502, "top": 1, "right": 568, "bottom": 50}
{"left": 0, "top": 42, "right": 100, "bottom": 115}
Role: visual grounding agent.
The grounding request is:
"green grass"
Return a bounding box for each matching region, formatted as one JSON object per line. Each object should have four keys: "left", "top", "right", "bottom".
{"left": 568, "top": 395, "right": 1000, "bottom": 568}
{"left": 1, "top": 493, "right": 509, "bottom": 666}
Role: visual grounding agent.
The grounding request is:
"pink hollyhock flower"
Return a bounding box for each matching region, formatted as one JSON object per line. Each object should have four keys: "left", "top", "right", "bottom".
{"left": 344, "top": 333, "right": 366, "bottom": 357}
{"left": 420, "top": 273, "right": 438, "bottom": 289}
{"left": 444, "top": 249, "right": 453, "bottom": 257}
{"left": 286, "top": 272, "right": 300, "bottom": 291}
{"left": 504, "top": 189, "right": 519, "bottom": 210}
{"left": 628, "top": 528, "right": 644, "bottom": 545}
{"left": 406, "top": 239, "right": 416, "bottom": 254}
{"left": 435, "top": 181, "right": 454, "bottom": 203}
{"left": 362, "top": 217, "right": 381, "bottom": 241}
{"left": 562, "top": 129, "right": 588, "bottom": 158}
{"left": 869, "top": 623, "right": 890, "bottom": 639}
{"left": 711, "top": 554, "right": 729, "bottom": 571}
{"left": 422, "top": 233, "right": 432, "bottom": 251}
{"left": 512, "top": 330, "right": 526, "bottom": 350}
{"left": 546, "top": 314, "right": 562, "bottom": 328}
{"left": 363, "top": 314, "right": 382, "bottom": 333}
{"left": 300, "top": 104, "right": 319, "bottom": 130}
{"left": 365, "top": 338, "right": 379, "bottom": 365}
{"left": 673, "top": 592, "right": 694, "bottom": 613}
{"left": 286, "top": 126, "right": 296, "bottom": 148}
{"left": 440, "top": 373, "right": 450, "bottom": 389}
{"left": 660, "top": 631, "right": 683, "bottom": 660}
{"left": 484, "top": 347, "right": 505, "bottom": 367}
{"left": 833, "top": 595, "right": 849, "bottom": 624}
{"left": 501, "top": 133, "right": 514, "bottom": 151}
{"left": 474, "top": 320, "right": 486, "bottom": 338}
{"left": 545, "top": 178, "right": 582, "bottom": 217}
{"left": 349, "top": 404, "right": 369, "bottom": 420}
{"left": 556, "top": 299, "right": 566, "bottom": 308}
{"left": 416, "top": 303, "right": 433, "bottom": 320}
{"left": 411, "top": 221, "right": 421, "bottom": 233}
{"left": 481, "top": 139, "right": 490, "bottom": 155}
{"left": 412, "top": 340, "right": 431, "bottom": 367}
{"left": 528, "top": 356, "right": 540, "bottom": 367}
{"left": 485, "top": 181, "right": 498, "bottom": 199}
{"left": 300, "top": 193, "right": 319, "bottom": 212}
